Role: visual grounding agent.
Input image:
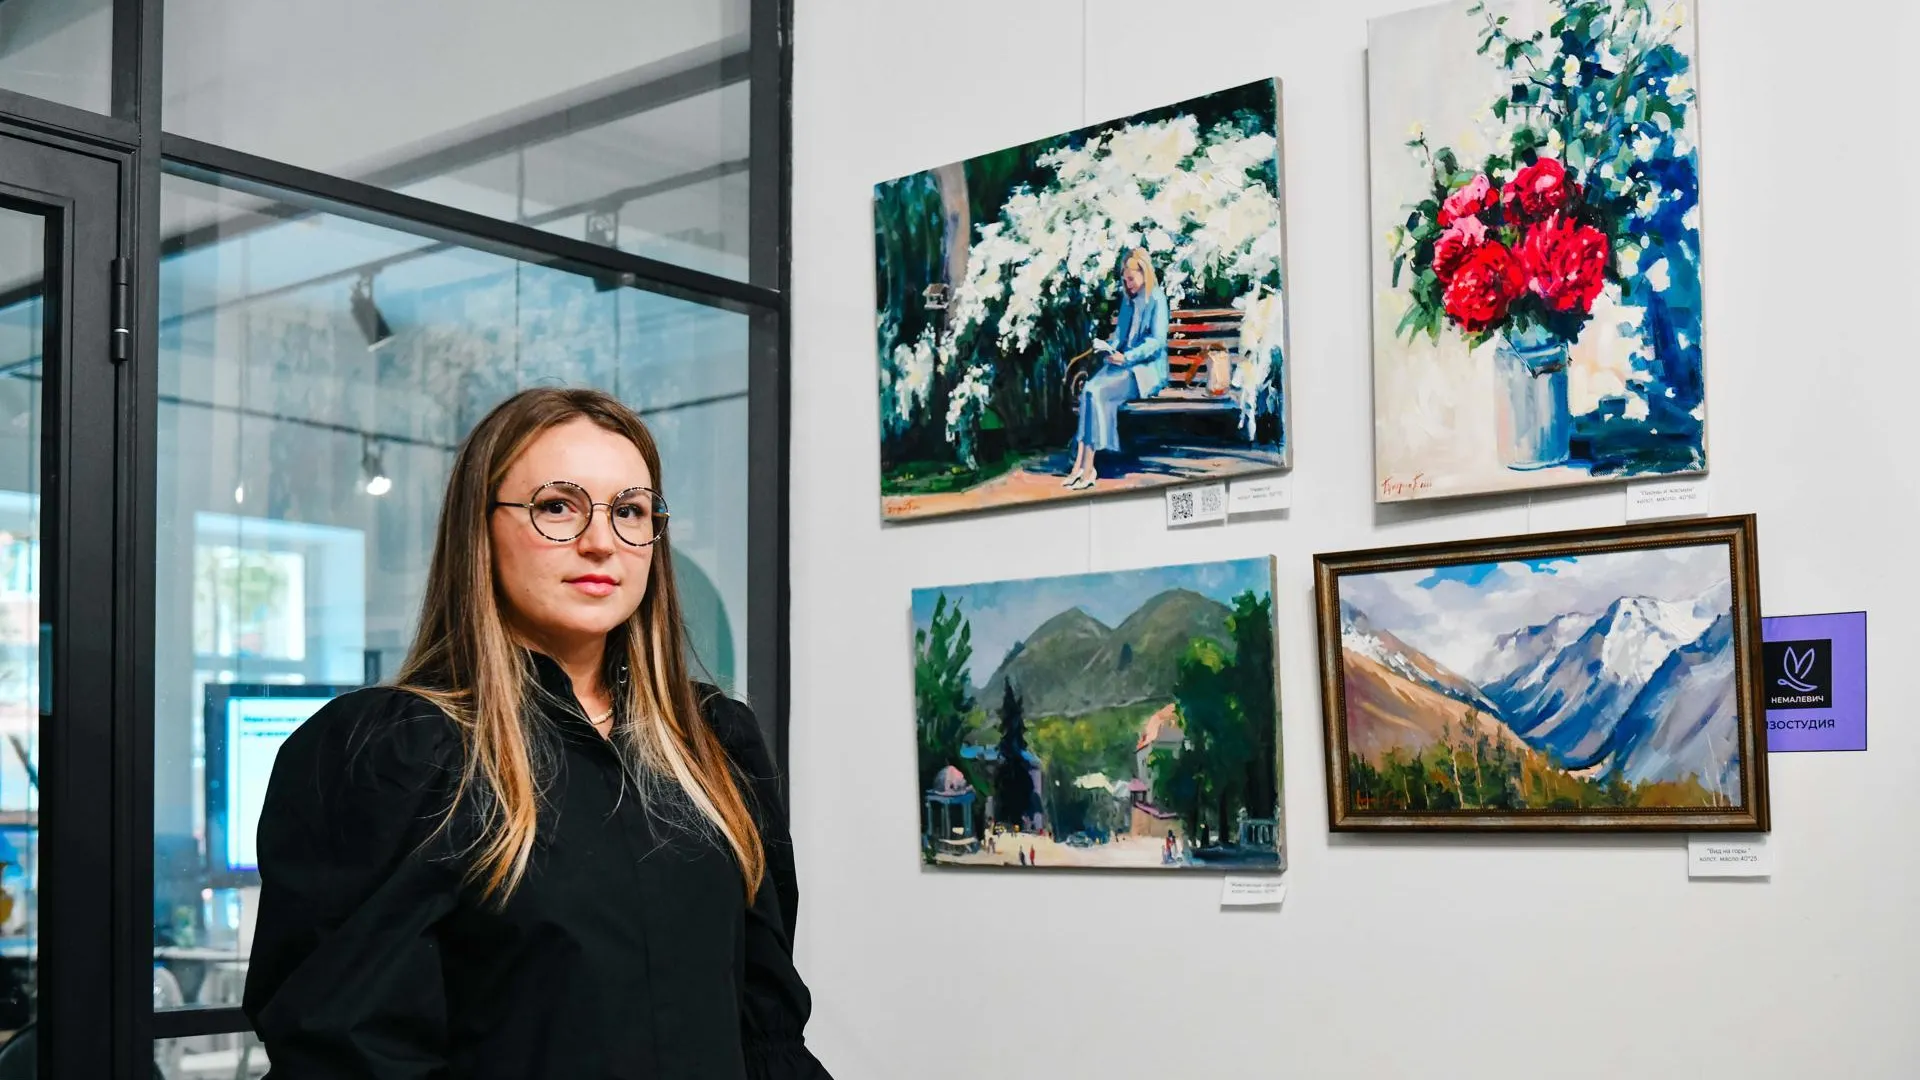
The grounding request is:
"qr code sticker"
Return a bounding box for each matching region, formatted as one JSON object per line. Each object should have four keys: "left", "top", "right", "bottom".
{"left": 1169, "top": 490, "right": 1196, "bottom": 522}
{"left": 1197, "top": 485, "right": 1225, "bottom": 516}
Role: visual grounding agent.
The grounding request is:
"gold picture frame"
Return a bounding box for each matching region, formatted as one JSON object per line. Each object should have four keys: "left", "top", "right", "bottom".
{"left": 1313, "top": 515, "right": 1768, "bottom": 832}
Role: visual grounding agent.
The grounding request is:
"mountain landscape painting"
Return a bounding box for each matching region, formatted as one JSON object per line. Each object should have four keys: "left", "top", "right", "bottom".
{"left": 1314, "top": 517, "right": 1768, "bottom": 830}
{"left": 911, "top": 558, "right": 1283, "bottom": 870}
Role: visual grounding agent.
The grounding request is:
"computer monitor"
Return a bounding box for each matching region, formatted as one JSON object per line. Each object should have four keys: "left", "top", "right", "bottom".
{"left": 203, "top": 682, "right": 360, "bottom": 887}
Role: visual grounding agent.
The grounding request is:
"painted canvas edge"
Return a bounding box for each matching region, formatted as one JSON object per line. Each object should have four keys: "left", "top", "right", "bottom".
{"left": 1361, "top": 0, "right": 1710, "bottom": 506}
{"left": 868, "top": 75, "right": 1283, "bottom": 194}
{"left": 908, "top": 553, "right": 1275, "bottom": 605}
{"left": 873, "top": 76, "right": 1293, "bottom": 524}
{"left": 1312, "top": 514, "right": 1767, "bottom": 831}
{"left": 1262, "top": 553, "right": 1288, "bottom": 870}
{"left": 1272, "top": 77, "right": 1294, "bottom": 473}
{"left": 880, "top": 455, "right": 1291, "bottom": 523}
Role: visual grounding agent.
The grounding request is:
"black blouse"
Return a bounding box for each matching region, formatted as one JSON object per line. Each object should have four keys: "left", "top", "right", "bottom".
{"left": 242, "top": 654, "right": 829, "bottom": 1079}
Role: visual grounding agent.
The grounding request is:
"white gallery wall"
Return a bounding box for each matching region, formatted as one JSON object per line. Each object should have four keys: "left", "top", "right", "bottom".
{"left": 789, "top": 1, "right": 1920, "bottom": 1077}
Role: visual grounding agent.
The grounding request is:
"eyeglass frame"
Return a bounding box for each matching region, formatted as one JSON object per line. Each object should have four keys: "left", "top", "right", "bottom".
{"left": 491, "top": 479, "right": 671, "bottom": 547}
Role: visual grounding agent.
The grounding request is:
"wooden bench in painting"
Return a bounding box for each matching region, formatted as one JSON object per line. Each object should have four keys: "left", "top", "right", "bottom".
{"left": 1064, "top": 307, "right": 1244, "bottom": 431}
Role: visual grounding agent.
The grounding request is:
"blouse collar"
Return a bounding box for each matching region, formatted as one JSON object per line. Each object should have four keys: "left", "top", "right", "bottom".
{"left": 526, "top": 649, "right": 576, "bottom": 703}
{"left": 524, "top": 646, "right": 630, "bottom": 730}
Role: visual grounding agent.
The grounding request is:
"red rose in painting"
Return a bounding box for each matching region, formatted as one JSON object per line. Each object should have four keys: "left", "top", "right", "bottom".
{"left": 1437, "top": 174, "right": 1496, "bottom": 227}
{"left": 1441, "top": 242, "right": 1525, "bottom": 332}
{"left": 1518, "top": 214, "right": 1610, "bottom": 314}
{"left": 1431, "top": 215, "right": 1489, "bottom": 280}
{"left": 1501, "top": 157, "right": 1578, "bottom": 221}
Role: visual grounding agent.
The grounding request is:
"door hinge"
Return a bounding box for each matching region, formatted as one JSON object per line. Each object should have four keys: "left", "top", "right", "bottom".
{"left": 111, "top": 256, "right": 130, "bottom": 363}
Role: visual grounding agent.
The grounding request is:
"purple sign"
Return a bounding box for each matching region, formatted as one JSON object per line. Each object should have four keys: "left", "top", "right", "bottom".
{"left": 1761, "top": 611, "right": 1867, "bottom": 752}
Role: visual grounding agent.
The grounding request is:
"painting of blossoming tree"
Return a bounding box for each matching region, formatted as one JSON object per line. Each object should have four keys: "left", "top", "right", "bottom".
{"left": 1367, "top": 0, "right": 1705, "bottom": 503}
{"left": 874, "top": 80, "right": 1289, "bottom": 521}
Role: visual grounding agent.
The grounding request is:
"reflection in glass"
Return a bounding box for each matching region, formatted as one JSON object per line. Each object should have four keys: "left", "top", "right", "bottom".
{"left": 163, "top": 0, "right": 753, "bottom": 279}
{"left": 153, "top": 172, "right": 750, "bottom": 995}
{"left": 0, "top": 208, "right": 43, "bottom": 1052}
{"left": 0, "top": 0, "right": 113, "bottom": 114}
{"left": 155, "top": 1033, "right": 270, "bottom": 1079}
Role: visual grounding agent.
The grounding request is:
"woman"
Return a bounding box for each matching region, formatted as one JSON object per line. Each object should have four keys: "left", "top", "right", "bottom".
{"left": 243, "top": 388, "right": 829, "bottom": 1079}
{"left": 1064, "top": 248, "right": 1169, "bottom": 490}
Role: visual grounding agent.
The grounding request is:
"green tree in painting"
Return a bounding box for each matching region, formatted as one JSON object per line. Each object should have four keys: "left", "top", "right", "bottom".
{"left": 1161, "top": 638, "right": 1254, "bottom": 846}
{"left": 1143, "top": 589, "right": 1277, "bottom": 847}
{"left": 914, "top": 594, "right": 974, "bottom": 790}
{"left": 992, "top": 680, "right": 1034, "bottom": 828}
{"left": 1226, "top": 591, "right": 1277, "bottom": 823}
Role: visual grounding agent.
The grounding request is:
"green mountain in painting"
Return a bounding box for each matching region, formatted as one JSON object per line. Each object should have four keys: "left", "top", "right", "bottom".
{"left": 980, "top": 589, "right": 1234, "bottom": 717}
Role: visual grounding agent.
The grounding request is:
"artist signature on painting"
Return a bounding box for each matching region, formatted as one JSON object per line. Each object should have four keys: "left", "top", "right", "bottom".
{"left": 1379, "top": 473, "right": 1433, "bottom": 498}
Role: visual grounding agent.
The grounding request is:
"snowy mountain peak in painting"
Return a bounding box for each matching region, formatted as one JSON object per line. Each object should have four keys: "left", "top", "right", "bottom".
{"left": 1485, "top": 592, "right": 1722, "bottom": 770}
{"left": 1340, "top": 600, "right": 1496, "bottom": 713}
{"left": 1475, "top": 610, "right": 1600, "bottom": 691}
{"left": 1612, "top": 614, "right": 1741, "bottom": 798}
{"left": 1597, "top": 596, "right": 1718, "bottom": 684}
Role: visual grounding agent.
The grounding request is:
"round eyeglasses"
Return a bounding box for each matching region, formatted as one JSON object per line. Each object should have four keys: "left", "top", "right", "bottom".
{"left": 492, "top": 481, "right": 669, "bottom": 547}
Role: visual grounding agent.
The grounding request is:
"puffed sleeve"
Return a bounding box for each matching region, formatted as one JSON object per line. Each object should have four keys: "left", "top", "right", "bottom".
{"left": 242, "top": 688, "right": 466, "bottom": 1079}
{"left": 701, "top": 688, "right": 833, "bottom": 1080}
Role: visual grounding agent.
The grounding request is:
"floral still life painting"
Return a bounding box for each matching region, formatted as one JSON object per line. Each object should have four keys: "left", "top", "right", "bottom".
{"left": 874, "top": 80, "right": 1289, "bottom": 522}
{"left": 912, "top": 558, "right": 1283, "bottom": 870}
{"left": 1368, "top": 0, "right": 1705, "bottom": 502}
{"left": 1313, "top": 516, "right": 1769, "bottom": 831}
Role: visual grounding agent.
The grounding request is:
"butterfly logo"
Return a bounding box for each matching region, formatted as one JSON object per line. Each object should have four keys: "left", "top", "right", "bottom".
{"left": 1776, "top": 646, "right": 1819, "bottom": 693}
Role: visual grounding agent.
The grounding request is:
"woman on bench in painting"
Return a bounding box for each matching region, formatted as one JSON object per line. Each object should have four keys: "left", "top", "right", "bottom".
{"left": 1065, "top": 247, "right": 1169, "bottom": 490}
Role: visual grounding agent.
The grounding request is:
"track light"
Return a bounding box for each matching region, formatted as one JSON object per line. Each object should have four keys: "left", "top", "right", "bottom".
{"left": 350, "top": 272, "right": 394, "bottom": 351}
{"left": 362, "top": 437, "right": 391, "bottom": 496}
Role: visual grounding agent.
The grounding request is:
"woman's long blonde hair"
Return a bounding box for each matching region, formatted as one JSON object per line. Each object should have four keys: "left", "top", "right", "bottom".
{"left": 395, "top": 387, "right": 764, "bottom": 903}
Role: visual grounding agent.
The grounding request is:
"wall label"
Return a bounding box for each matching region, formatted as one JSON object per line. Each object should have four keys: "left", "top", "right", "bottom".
{"left": 1221, "top": 876, "right": 1286, "bottom": 907}
{"left": 1688, "top": 834, "right": 1772, "bottom": 879}
{"left": 1228, "top": 474, "right": 1292, "bottom": 515}
{"left": 1624, "top": 477, "right": 1709, "bottom": 521}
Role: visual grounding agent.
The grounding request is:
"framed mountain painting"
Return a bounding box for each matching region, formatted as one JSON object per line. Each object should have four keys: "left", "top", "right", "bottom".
{"left": 1367, "top": 0, "right": 1706, "bottom": 502}
{"left": 911, "top": 558, "right": 1282, "bottom": 870}
{"left": 874, "top": 80, "right": 1289, "bottom": 522}
{"left": 1313, "top": 516, "right": 1769, "bottom": 831}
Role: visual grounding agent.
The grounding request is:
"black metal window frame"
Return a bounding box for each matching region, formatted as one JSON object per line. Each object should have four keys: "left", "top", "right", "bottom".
{"left": 0, "top": 0, "right": 793, "bottom": 1070}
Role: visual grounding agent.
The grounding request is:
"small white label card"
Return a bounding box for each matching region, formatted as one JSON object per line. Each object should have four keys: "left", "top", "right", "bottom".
{"left": 1625, "top": 477, "right": 1710, "bottom": 522}
{"left": 1220, "top": 876, "right": 1287, "bottom": 907}
{"left": 1687, "top": 834, "right": 1773, "bottom": 879}
{"left": 1166, "top": 481, "right": 1227, "bottom": 528}
{"left": 1228, "top": 473, "right": 1292, "bottom": 516}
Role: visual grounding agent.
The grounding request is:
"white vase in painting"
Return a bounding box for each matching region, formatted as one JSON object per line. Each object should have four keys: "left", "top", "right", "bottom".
{"left": 1493, "top": 323, "right": 1571, "bottom": 470}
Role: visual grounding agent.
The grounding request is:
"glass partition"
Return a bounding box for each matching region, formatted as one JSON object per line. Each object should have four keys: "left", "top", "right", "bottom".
{"left": 0, "top": 0, "right": 112, "bottom": 114}
{"left": 153, "top": 170, "right": 750, "bottom": 1008}
{"left": 163, "top": 0, "right": 753, "bottom": 279}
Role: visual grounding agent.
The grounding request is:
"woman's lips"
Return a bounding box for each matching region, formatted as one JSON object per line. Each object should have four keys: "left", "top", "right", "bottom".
{"left": 567, "top": 577, "right": 617, "bottom": 597}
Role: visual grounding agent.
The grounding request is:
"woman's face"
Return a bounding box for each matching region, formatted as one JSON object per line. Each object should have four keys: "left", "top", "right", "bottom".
{"left": 490, "top": 417, "right": 656, "bottom": 656}
{"left": 1122, "top": 260, "right": 1144, "bottom": 295}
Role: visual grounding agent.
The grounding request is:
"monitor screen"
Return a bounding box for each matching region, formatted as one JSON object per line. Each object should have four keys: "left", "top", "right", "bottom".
{"left": 204, "top": 683, "right": 359, "bottom": 885}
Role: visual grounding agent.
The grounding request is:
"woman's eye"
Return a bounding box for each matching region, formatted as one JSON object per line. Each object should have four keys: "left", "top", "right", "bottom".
{"left": 538, "top": 500, "right": 574, "bottom": 516}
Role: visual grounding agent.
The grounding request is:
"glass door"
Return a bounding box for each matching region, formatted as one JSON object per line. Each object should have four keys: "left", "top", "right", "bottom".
{"left": 0, "top": 129, "right": 124, "bottom": 1077}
